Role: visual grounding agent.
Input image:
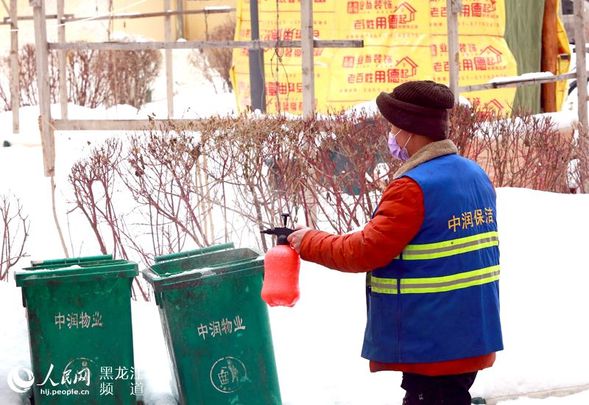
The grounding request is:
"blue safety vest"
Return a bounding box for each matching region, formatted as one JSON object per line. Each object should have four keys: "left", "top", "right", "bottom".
{"left": 361, "top": 153, "right": 503, "bottom": 363}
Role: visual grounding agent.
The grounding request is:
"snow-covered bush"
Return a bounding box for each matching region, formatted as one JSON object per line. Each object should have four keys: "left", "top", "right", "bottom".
{"left": 99, "top": 47, "right": 162, "bottom": 108}
{"left": 67, "top": 113, "right": 395, "bottom": 264}
{"left": 67, "top": 108, "right": 583, "bottom": 288}
{"left": 66, "top": 48, "right": 110, "bottom": 108}
{"left": 0, "top": 44, "right": 59, "bottom": 109}
{"left": 66, "top": 44, "right": 161, "bottom": 108}
{"left": 449, "top": 104, "right": 579, "bottom": 192}
{"left": 0, "top": 43, "right": 161, "bottom": 110}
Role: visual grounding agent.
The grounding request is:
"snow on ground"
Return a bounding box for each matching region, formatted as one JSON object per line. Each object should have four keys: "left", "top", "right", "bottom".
{"left": 1, "top": 53, "right": 589, "bottom": 403}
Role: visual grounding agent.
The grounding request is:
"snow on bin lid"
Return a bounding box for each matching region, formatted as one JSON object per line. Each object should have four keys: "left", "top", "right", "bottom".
{"left": 147, "top": 247, "right": 260, "bottom": 277}
{"left": 154, "top": 243, "right": 234, "bottom": 263}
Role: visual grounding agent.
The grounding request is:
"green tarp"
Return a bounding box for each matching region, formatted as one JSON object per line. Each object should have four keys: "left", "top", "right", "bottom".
{"left": 505, "top": 0, "right": 545, "bottom": 113}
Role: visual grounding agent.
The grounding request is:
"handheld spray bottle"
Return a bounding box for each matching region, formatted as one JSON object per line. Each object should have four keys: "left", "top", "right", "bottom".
{"left": 260, "top": 213, "right": 300, "bottom": 307}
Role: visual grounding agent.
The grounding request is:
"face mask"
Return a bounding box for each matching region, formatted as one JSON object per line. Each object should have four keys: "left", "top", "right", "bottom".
{"left": 387, "top": 129, "right": 412, "bottom": 162}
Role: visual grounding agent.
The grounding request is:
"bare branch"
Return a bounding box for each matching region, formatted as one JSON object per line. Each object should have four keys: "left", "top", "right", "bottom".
{"left": 0, "top": 194, "right": 30, "bottom": 281}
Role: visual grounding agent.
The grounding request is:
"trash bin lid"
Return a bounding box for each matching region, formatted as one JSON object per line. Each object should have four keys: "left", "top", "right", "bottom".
{"left": 29, "top": 254, "right": 114, "bottom": 267}
{"left": 149, "top": 247, "right": 259, "bottom": 277}
{"left": 15, "top": 259, "right": 138, "bottom": 286}
{"left": 144, "top": 257, "right": 263, "bottom": 292}
{"left": 25, "top": 257, "right": 122, "bottom": 271}
{"left": 154, "top": 243, "right": 234, "bottom": 263}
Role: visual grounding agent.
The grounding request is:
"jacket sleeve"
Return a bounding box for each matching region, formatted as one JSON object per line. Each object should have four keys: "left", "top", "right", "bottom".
{"left": 298, "top": 177, "right": 425, "bottom": 272}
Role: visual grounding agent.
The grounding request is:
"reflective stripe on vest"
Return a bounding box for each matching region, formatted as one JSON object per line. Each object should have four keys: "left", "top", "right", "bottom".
{"left": 401, "top": 231, "right": 499, "bottom": 260}
{"left": 370, "top": 265, "right": 500, "bottom": 294}
{"left": 369, "top": 277, "right": 398, "bottom": 294}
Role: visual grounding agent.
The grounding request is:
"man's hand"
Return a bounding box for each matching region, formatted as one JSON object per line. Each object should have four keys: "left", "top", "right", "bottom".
{"left": 287, "top": 225, "right": 311, "bottom": 254}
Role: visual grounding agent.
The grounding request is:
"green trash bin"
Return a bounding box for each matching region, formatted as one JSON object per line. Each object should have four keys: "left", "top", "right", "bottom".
{"left": 15, "top": 256, "right": 139, "bottom": 405}
{"left": 143, "top": 245, "right": 282, "bottom": 405}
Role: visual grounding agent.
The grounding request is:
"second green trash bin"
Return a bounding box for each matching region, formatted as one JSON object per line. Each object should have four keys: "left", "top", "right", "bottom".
{"left": 143, "top": 244, "right": 282, "bottom": 405}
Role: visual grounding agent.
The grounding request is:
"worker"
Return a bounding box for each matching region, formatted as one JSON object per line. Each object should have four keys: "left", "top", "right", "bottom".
{"left": 288, "top": 80, "right": 503, "bottom": 404}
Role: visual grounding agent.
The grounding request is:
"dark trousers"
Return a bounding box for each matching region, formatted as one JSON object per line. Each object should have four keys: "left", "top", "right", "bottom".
{"left": 401, "top": 372, "right": 478, "bottom": 405}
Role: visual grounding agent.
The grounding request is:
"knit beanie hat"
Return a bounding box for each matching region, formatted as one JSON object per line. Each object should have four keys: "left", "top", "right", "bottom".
{"left": 376, "top": 80, "right": 455, "bottom": 141}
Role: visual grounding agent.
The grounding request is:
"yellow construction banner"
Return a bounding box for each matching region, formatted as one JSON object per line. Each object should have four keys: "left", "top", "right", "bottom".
{"left": 233, "top": 0, "right": 521, "bottom": 115}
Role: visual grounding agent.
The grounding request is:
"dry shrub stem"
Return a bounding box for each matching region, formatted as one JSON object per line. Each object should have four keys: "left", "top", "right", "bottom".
{"left": 0, "top": 194, "right": 30, "bottom": 281}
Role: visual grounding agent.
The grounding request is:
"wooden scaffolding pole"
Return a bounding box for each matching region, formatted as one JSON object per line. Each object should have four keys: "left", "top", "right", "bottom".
{"left": 301, "top": 0, "right": 315, "bottom": 118}
{"left": 31, "top": 0, "right": 67, "bottom": 256}
{"left": 57, "top": 0, "right": 68, "bottom": 119}
{"left": 446, "top": 0, "right": 461, "bottom": 98}
{"left": 300, "top": 0, "right": 318, "bottom": 226}
{"left": 248, "top": 0, "right": 265, "bottom": 112}
{"left": 459, "top": 71, "right": 580, "bottom": 92}
{"left": 63, "top": 8, "right": 234, "bottom": 23}
{"left": 49, "top": 39, "right": 363, "bottom": 51}
{"left": 574, "top": 0, "right": 588, "bottom": 130}
{"left": 9, "top": 0, "right": 19, "bottom": 133}
{"left": 164, "top": 0, "right": 174, "bottom": 118}
{"left": 176, "top": 0, "right": 185, "bottom": 38}
{"left": 30, "top": 0, "right": 54, "bottom": 176}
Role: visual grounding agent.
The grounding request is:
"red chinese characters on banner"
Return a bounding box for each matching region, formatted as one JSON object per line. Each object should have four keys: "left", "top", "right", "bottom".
{"left": 347, "top": 56, "right": 419, "bottom": 84}
{"left": 341, "top": 54, "right": 394, "bottom": 68}
{"left": 266, "top": 82, "right": 304, "bottom": 96}
{"left": 433, "top": 61, "right": 450, "bottom": 72}
{"left": 430, "top": 6, "right": 447, "bottom": 17}
{"left": 347, "top": 0, "right": 395, "bottom": 13}
{"left": 274, "top": 48, "right": 324, "bottom": 58}
{"left": 433, "top": 44, "right": 504, "bottom": 72}
{"left": 431, "top": 43, "right": 478, "bottom": 57}
{"left": 342, "top": 56, "right": 355, "bottom": 68}
{"left": 431, "top": 1, "right": 497, "bottom": 18}
{"left": 270, "top": 101, "right": 306, "bottom": 112}
{"left": 262, "top": 29, "right": 321, "bottom": 41}
{"left": 474, "top": 57, "right": 488, "bottom": 71}
{"left": 350, "top": 1, "right": 417, "bottom": 28}
{"left": 352, "top": 15, "right": 412, "bottom": 29}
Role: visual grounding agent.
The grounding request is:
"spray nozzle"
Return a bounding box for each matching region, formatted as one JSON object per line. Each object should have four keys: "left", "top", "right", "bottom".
{"left": 261, "top": 213, "right": 295, "bottom": 245}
